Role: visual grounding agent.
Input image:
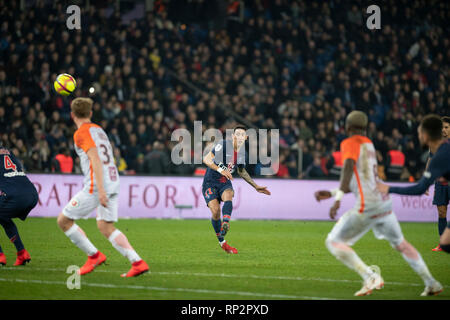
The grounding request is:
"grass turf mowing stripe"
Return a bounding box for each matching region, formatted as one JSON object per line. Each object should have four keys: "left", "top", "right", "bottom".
{"left": 0, "top": 277, "right": 336, "bottom": 300}
{"left": 2, "top": 266, "right": 447, "bottom": 289}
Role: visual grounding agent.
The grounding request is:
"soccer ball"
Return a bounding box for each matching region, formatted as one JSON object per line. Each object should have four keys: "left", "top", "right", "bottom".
{"left": 54, "top": 73, "right": 77, "bottom": 96}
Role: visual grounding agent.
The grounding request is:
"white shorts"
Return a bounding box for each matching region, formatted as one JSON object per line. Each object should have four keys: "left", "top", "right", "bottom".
{"left": 326, "top": 208, "right": 404, "bottom": 248}
{"left": 62, "top": 191, "right": 119, "bottom": 222}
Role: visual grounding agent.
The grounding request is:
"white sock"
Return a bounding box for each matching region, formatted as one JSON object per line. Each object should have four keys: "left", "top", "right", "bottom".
{"left": 108, "top": 229, "right": 141, "bottom": 263}
{"left": 326, "top": 240, "right": 373, "bottom": 281}
{"left": 401, "top": 252, "right": 435, "bottom": 287}
{"left": 220, "top": 240, "right": 226, "bottom": 246}
{"left": 65, "top": 224, "right": 98, "bottom": 256}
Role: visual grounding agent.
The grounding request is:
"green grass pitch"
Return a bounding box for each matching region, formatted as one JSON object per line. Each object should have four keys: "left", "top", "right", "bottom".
{"left": 0, "top": 217, "right": 448, "bottom": 300}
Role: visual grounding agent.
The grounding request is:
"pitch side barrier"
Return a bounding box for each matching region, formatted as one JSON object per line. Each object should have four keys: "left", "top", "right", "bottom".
{"left": 27, "top": 174, "right": 436, "bottom": 222}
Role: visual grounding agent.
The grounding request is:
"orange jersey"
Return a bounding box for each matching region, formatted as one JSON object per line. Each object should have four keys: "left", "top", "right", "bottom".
{"left": 340, "top": 135, "right": 392, "bottom": 214}
{"left": 73, "top": 123, "right": 119, "bottom": 194}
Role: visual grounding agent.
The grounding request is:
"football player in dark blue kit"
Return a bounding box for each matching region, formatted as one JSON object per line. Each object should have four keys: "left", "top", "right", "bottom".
{"left": 425, "top": 116, "right": 450, "bottom": 251}
{"left": 0, "top": 146, "right": 38, "bottom": 266}
{"left": 378, "top": 115, "right": 450, "bottom": 263}
{"left": 202, "top": 125, "right": 271, "bottom": 254}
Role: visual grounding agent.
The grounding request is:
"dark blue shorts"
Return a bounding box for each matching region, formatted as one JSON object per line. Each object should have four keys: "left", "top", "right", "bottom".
{"left": 0, "top": 187, "right": 38, "bottom": 221}
{"left": 202, "top": 182, "right": 233, "bottom": 206}
{"left": 433, "top": 183, "right": 450, "bottom": 206}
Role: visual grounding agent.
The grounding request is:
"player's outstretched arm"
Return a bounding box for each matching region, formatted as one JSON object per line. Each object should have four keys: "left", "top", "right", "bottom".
{"left": 86, "top": 147, "right": 108, "bottom": 207}
{"left": 203, "top": 150, "right": 233, "bottom": 180}
{"left": 378, "top": 154, "right": 444, "bottom": 196}
{"left": 237, "top": 167, "right": 271, "bottom": 195}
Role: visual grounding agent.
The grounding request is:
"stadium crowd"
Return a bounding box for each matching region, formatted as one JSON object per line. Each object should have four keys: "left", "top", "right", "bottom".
{"left": 0, "top": 0, "right": 449, "bottom": 180}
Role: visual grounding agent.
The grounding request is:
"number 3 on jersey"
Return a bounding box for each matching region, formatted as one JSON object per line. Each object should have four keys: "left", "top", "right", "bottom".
{"left": 4, "top": 155, "right": 17, "bottom": 171}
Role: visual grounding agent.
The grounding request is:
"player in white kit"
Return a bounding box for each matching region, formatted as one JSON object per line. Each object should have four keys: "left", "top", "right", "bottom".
{"left": 314, "top": 111, "right": 442, "bottom": 297}
{"left": 57, "top": 98, "right": 149, "bottom": 277}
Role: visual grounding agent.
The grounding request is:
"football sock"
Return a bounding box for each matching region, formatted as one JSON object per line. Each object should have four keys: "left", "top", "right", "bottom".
{"left": 401, "top": 251, "right": 435, "bottom": 287}
{"left": 211, "top": 218, "right": 224, "bottom": 242}
{"left": 438, "top": 218, "right": 447, "bottom": 236}
{"left": 0, "top": 218, "right": 25, "bottom": 252}
{"left": 222, "top": 201, "right": 232, "bottom": 224}
{"left": 64, "top": 223, "right": 98, "bottom": 256}
{"left": 108, "top": 229, "right": 141, "bottom": 263}
{"left": 326, "top": 240, "right": 373, "bottom": 281}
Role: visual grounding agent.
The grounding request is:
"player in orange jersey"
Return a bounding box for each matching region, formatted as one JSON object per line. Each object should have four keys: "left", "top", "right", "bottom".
{"left": 314, "top": 111, "right": 442, "bottom": 297}
{"left": 56, "top": 97, "right": 149, "bottom": 277}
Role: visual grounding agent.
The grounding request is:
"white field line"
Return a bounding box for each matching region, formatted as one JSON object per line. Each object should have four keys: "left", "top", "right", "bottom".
{"left": 0, "top": 277, "right": 335, "bottom": 300}
{"left": 1, "top": 266, "right": 448, "bottom": 289}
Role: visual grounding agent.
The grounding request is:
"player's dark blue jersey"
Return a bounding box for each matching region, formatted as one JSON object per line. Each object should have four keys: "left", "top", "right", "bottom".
{"left": 0, "top": 147, "right": 34, "bottom": 193}
{"left": 390, "top": 140, "right": 450, "bottom": 195}
{"left": 203, "top": 139, "right": 247, "bottom": 186}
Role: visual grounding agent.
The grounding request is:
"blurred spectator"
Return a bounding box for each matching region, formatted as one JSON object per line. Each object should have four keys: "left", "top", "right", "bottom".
{"left": 0, "top": 0, "right": 448, "bottom": 181}
{"left": 52, "top": 147, "right": 73, "bottom": 173}
{"left": 144, "top": 141, "right": 171, "bottom": 175}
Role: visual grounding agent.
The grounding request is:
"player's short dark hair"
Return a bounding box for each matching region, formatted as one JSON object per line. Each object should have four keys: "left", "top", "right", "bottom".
{"left": 442, "top": 116, "right": 450, "bottom": 125}
{"left": 233, "top": 125, "right": 247, "bottom": 133}
{"left": 420, "top": 114, "right": 442, "bottom": 141}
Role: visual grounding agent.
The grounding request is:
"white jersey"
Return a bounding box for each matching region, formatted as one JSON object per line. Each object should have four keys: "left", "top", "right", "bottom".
{"left": 340, "top": 135, "right": 392, "bottom": 215}
{"left": 73, "top": 122, "right": 119, "bottom": 194}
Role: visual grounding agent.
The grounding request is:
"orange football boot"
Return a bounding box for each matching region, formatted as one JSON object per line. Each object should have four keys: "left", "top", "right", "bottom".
{"left": 78, "top": 251, "right": 107, "bottom": 275}
{"left": 0, "top": 253, "right": 6, "bottom": 266}
{"left": 14, "top": 249, "right": 31, "bottom": 266}
{"left": 431, "top": 244, "right": 443, "bottom": 252}
{"left": 121, "top": 260, "right": 149, "bottom": 277}
{"left": 221, "top": 241, "right": 238, "bottom": 254}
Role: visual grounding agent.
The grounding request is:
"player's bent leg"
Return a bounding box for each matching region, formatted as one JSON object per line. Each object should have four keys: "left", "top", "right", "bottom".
{"left": 208, "top": 199, "right": 237, "bottom": 254}
{"left": 433, "top": 206, "right": 448, "bottom": 251}
{"left": 325, "top": 211, "right": 381, "bottom": 296}
{"left": 97, "top": 220, "right": 149, "bottom": 277}
{"left": 208, "top": 199, "right": 223, "bottom": 241}
{"left": 325, "top": 237, "right": 382, "bottom": 296}
{"left": 0, "top": 216, "right": 30, "bottom": 266}
{"left": 58, "top": 212, "right": 102, "bottom": 275}
{"left": 440, "top": 227, "right": 450, "bottom": 253}
{"left": 220, "top": 189, "right": 234, "bottom": 236}
{"left": 394, "top": 240, "right": 443, "bottom": 296}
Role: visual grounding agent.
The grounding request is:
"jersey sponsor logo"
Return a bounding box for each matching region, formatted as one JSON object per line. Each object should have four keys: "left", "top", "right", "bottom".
{"left": 3, "top": 171, "right": 26, "bottom": 177}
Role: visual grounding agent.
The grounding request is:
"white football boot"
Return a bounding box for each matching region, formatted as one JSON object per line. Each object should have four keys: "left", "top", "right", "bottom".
{"left": 420, "top": 281, "right": 443, "bottom": 296}
{"left": 354, "top": 265, "right": 384, "bottom": 296}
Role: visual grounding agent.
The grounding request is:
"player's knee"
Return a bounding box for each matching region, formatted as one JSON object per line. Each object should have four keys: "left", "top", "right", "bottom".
{"left": 57, "top": 213, "right": 71, "bottom": 230}
{"left": 440, "top": 243, "right": 450, "bottom": 253}
{"left": 325, "top": 235, "right": 337, "bottom": 251}
{"left": 395, "top": 239, "right": 410, "bottom": 253}
{"left": 97, "top": 220, "right": 114, "bottom": 238}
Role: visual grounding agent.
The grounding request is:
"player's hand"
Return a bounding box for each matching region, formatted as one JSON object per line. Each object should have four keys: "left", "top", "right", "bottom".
{"left": 255, "top": 186, "right": 271, "bottom": 195}
{"left": 314, "top": 190, "right": 332, "bottom": 202}
{"left": 99, "top": 190, "right": 108, "bottom": 208}
{"left": 425, "top": 189, "right": 429, "bottom": 196}
{"left": 220, "top": 168, "right": 233, "bottom": 181}
{"left": 376, "top": 182, "right": 389, "bottom": 195}
{"left": 329, "top": 200, "right": 340, "bottom": 220}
